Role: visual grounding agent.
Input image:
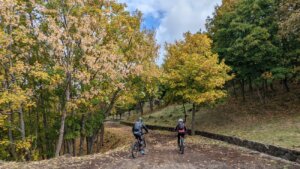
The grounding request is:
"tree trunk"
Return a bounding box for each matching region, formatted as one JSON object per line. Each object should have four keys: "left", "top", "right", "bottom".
{"left": 191, "top": 103, "right": 196, "bottom": 135}
{"left": 55, "top": 72, "right": 71, "bottom": 157}
{"left": 86, "top": 137, "right": 89, "bottom": 155}
{"left": 135, "top": 105, "right": 139, "bottom": 114}
{"left": 19, "top": 107, "right": 26, "bottom": 140}
{"left": 283, "top": 76, "right": 290, "bottom": 92}
{"left": 248, "top": 76, "right": 253, "bottom": 93}
{"left": 8, "top": 111, "right": 17, "bottom": 160}
{"left": 55, "top": 110, "right": 67, "bottom": 157}
{"left": 40, "top": 90, "right": 53, "bottom": 158}
{"left": 72, "top": 139, "right": 76, "bottom": 156}
{"left": 182, "top": 102, "right": 187, "bottom": 123}
{"left": 139, "top": 101, "right": 143, "bottom": 116}
{"left": 36, "top": 104, "right": 41, "bottom": 150}
{"left": 240, "top": 79, "right": 246, "bottom": 102}
{"left": 104, "top": 89, "right": 121, "bottom": 117}
{"left": 63, "top": 140, "right": 67, "bottom": 155}
{"left": 96, "top": 131, "right": 100, "bottom": 153}
{"left": 263, "top": 80, "right": 267, "bottom": 104}
{"left": 86, "top": 136, "right": 94, "bottom": 154}
{"left": 79, "top": 114, "right": 85, "bottom": 156}
{"left": 149, "top": 97, "right": 154, "bottom": 112}
{"left": 256, "top": 85, "right": 264, "bottom": 104}
{"left": 19, "top": 106, "right": 31, "bottom": 161}
{"left": 270, "top": 82, "right": 275, "bottom": 92}
{"left": 79, "top": 135, "right": 85, "bottom": 156}
{"left": 100, "top": 123, "right": 105, "bottom": 148}
{"left": 232, "top": 80, "right": 237, "bottom": 98}
{"left": 91, "top": 136, "right": 95, "bottom": 154}
{"left": 67, "top": 140, "right": 72, "bottom": 154}
{"left": 42, "top": 107, "right": 50, "bottom": 158}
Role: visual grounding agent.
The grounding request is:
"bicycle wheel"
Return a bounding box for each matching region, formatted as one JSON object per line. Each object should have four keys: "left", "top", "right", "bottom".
{"left": 131, "top": 142, "right": 139, "bottom": 158}
{"left": 179, "top": 137, "right": 184, "bottom": 154}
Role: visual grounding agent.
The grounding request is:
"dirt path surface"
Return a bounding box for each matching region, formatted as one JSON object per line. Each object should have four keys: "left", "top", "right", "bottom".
{"left": 1, "top": 122, "right": 299, "bottom": 169}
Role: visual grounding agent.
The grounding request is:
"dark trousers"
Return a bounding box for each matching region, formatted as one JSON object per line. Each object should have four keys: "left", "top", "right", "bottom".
{"left": 134, "top": 133, "right": 144, "bottom": 151}
{"left": 177, "top": 133, "right": 185, "bottom": 145}
{"left": 134, "top": 133, "right": 143, "bottom": 142}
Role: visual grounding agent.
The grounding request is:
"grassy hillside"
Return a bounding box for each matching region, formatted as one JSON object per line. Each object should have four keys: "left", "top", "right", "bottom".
{"left": 125, "top": 85, "right": 300, "bottom": 151}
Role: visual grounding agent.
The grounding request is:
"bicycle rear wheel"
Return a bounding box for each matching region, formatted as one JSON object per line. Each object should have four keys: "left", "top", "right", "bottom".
{"left": 131, "top": 142, "right": 139, "bottom": 158}
{"left": 143, "top": 138, "right": 147, "bottom": 148}
{"left": 179, "top": 138, "right": 184, "bottom": 154}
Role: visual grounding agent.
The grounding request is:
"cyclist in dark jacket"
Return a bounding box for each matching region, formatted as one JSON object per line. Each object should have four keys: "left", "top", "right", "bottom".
{"left": 132, "top": 117, "right": 148, "bottom": 154}
{"left": 175, "top": 118, "right": 187, "bottom": 146}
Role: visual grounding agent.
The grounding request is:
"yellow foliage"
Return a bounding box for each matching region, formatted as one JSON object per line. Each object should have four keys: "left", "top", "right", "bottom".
{"left": 0, "top": 115, "right": 7, "bottom": 128}
{"left": 163, "top": 33, "right": 233, "bottom": 105}
{"left": 32, "top": 62, "right": 48, "bottom": 78}
{"left": 0, "top": 85, "right": 33, "bottom": 110}
{"left": 262, "top": 71, "right": 273, "bottom": 79}
{"left": 66, "top": 101, "right": 78, "bottom": 111}
{"left": 15, "top": 139, "right": 31, "bottom": 151}
{"left": 0, "top": 139, "right": 10, "bottom": 146}
{"left": 15, "top": 138, "right": 33, "bottom": 161}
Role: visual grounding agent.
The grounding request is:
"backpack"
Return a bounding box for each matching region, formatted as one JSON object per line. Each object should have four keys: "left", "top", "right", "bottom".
{"left": 178, "top": 122, "right": 185, "bottom": 133}
{"left": 133, "top": 121, "right": 142, "bottom": 134}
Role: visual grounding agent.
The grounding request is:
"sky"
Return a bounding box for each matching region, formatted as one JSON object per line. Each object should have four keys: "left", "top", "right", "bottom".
{"left": 117, "top": 0, "right": 222, "bottom": 65}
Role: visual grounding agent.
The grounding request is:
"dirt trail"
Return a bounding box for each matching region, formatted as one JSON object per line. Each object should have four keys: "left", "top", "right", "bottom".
{"left": 1, "top": 122, "right": 299, "bottom": 169}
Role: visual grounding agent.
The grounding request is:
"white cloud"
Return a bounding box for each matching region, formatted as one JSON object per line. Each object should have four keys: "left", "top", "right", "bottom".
{"left": 117, "top": 0, "right": 222, "bottom": 64}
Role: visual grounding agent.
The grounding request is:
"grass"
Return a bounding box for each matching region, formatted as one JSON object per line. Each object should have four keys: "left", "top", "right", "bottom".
{"left": 125, "top": 85, "right": 300, "bottom": 151}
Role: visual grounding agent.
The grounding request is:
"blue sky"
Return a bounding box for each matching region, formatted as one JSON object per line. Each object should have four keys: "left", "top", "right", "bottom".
{"left": 117, "top": 0, "right": 222, "bottom": 64}
{"left": 142, "top": 11, "right": 164, "bottom": 30}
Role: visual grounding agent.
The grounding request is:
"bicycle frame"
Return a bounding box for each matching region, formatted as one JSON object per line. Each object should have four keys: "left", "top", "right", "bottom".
{"left": 131, "top": 133, "right": 147, "bottom": 158}
{"left": 179, "top": 135, "right": 184, "bottom": 154}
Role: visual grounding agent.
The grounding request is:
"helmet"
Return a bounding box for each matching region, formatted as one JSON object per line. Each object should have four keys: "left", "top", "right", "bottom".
{"left": 178, "top": 118, "right": 183, "bottom": 122}
{"left": 138, "top": 117, "right": 143, "bottom": 122}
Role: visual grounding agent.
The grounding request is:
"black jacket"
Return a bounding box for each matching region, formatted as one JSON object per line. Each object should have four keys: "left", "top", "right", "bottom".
{"left": 132, "top": 121, "right": 149, "bottom": 134}
{"left": 175, "top": 123, "right": 187, "bottom": 134}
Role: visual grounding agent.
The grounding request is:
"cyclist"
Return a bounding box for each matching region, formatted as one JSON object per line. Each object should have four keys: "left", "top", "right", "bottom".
{"left": 175, "top": 118, "right": 187, "bottom": 148}
{"left": 132, "top": 117, "right": 148, "bottom": 155}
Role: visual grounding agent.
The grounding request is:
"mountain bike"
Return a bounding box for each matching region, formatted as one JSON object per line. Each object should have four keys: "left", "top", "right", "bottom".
{"left": 131, "top": 133, "right": 147, "bottom": 158}
{"left": 179, "top": 135, "right": 184, "bottom": 154}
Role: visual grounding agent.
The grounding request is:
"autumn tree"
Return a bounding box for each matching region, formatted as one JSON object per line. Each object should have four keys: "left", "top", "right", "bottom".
{"left": 163, "top": 33, "right": 232, "bottom": 135}
{"left": 128, "top": 31, "right": 160, "bottom": 115}
{"left": 0, "top": 0, "right": 44, "bottom": 160}
{"left": 0, "top": 0, "right": 159, "bottom": 160}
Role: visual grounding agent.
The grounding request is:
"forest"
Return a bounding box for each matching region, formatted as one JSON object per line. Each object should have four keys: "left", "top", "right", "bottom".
{"left": 0, "top": 0, "right": 299, "bottom": 162}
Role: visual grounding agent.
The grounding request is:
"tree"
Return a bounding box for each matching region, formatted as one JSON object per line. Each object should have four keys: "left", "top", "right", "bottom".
{"left": 0, "top": 0, "right": 159, "bottom": 160}
{"left": 0, "top": 0, "right": 41, "bottom": 160}
{"left": 207, "top": 0, "right": 282, "bottom": 101}
{"left": 276, "top": 0, "right": 300, "bottom": 88}
{"left": 278, "top": 0, "right": 300, "bottom": 41}
{"left": 163, "top": 33, "right": 232, "bottom": 135}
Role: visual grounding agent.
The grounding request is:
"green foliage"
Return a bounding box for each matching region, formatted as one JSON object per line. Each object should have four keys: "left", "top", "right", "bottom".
{"left": 277, "top": 0, "right": 300, "bottom": 82}
{"left": 85, "top": 112, "right": 105, "bottom": 137}
{"left": 209, "top": 0, "right": 281, "bottom": 82}
{"left": 64, "top": 116, "right": 81, "bottom": 140}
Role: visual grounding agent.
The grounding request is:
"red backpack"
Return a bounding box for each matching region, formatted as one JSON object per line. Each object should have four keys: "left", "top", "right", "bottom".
{"left": 178, "top": 122, "right": 185, "bottom": 133}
